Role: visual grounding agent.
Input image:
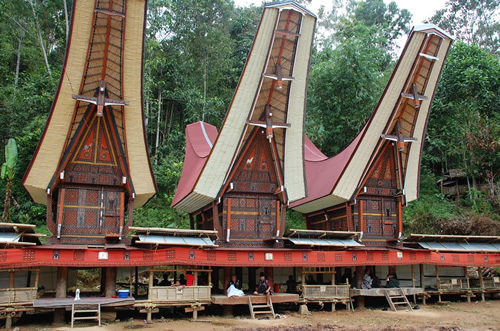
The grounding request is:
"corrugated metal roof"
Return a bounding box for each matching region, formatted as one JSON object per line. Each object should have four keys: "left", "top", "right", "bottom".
{"left": 0, "top": 233, "right": 20, "bottom": 243}
{"left": 136, "top": 235, "right": 216, "bottom": 247}
{"left": 288, "top": 238, "right": 363, "bottom": 247}
{"left": 418, "top": 242, "right": 500, "bottom": 252}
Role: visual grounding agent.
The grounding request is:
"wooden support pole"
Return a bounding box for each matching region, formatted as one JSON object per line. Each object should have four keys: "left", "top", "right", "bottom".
{"left": 54, "top": 267, "right": 68, "bottom": 323}
{"left": 479, "top": 267, "right": 485, "bottom": 302}
{"left": 248, "top": 267, "right": 256, "bottom": 293}
{"left": 224, "top": 267, "right": 232, "bottom": 296}
{"left": 355, "top": 266, "right": 365, "bottom": 309}
{"left": 9, "top": 270, "right": 15, "bottom": 289}
{"left": 146, "top": 267, "right": 153, "bottom": 324}
{"left": 105, "top": 267, "right": 117, "bottom": 297}
{"left": 134, "top": 267, "right": 139, "bottom": 297}
{"left": 411, "top": 265, "right": 416, "bottom": 304}
{"left": 464, "top": 266, "right": 471, "bottom": 303}
{"left": 436, "top": 266, "right": 441, "bottom": 303}
{"left": 265, "top": 267, "right": 274, "bottom": 292}
{"left": 419, "top": 264, "right": 426, "bottom": 305}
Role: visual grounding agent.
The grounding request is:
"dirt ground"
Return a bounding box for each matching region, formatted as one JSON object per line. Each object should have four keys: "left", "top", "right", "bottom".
{"left": 13, "top": 300, "right": 500, "bottom": 331}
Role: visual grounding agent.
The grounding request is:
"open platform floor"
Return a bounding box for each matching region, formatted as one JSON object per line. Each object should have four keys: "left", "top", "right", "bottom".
{"left": 211, "top": 293, "right": 299, "bottom": 305}
{"left": 350, "top": 287, "right": 424, "bottom": 297}
{"left": 33, "top": 297, "right": 135, "bottom": 308}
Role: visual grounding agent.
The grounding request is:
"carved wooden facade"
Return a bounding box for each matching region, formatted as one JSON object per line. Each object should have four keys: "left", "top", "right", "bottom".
{"left": 305, "top": 142, "right": 403, "bottom": 245}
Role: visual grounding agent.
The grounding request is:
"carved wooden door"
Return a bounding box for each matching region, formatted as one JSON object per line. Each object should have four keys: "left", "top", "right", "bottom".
{"left": 56, "top": 186, "right": 124, "bottom": 240}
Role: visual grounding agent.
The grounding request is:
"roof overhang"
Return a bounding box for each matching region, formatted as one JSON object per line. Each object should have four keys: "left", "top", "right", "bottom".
{"left": 404, "top": 234, "right": 500, "bottom": 253}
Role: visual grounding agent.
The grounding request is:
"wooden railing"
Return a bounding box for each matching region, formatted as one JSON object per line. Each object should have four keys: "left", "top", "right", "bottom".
{"left": 482, "top": 277, "right": 500, "bottom": 289}
{"left": 438, "top": 278, "right": 469, "bottom": 291}
{"left": 0, "top": 287, "right": 37, "bottom": 305}
{"left": 302, "top": 284, "right": 350, "bottom": 301}
{"left": 149, "top": 286, "right": 211, "bottom": 303}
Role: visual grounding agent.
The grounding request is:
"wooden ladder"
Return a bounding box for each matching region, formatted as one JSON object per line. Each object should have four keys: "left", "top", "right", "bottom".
{"left": 71, "top": 303, "right": 101, "bottom": 328}
{"left": 384, "top": 288, "right": 412, "bottom": 312}
{"left": 248, "top": 293, "right": 275, "bottom": 319}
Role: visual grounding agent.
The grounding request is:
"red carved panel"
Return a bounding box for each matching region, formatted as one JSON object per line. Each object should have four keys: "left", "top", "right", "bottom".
{"left": 230, "top": 132, "right": 278, "bottom": 194}
{"left": 57, "top": 187, "right": 125, "bottom": 243}
{"left": 364, "top": 144, "right": 398, "bottom": 196}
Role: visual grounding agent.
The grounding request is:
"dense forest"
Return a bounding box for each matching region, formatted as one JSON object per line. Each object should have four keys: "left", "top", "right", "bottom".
{"left": 0, "top": 0, "right": 499, "bottom": 237}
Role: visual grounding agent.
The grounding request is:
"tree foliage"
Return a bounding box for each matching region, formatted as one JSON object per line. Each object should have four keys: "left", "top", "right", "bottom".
{"left": 428, "top": 0, "right": 500, "bottom": 57}
{"left": 0, "top": 0, "right": 497, "bottom": 236}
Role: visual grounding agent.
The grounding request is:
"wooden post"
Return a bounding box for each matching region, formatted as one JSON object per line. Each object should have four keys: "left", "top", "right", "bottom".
{"left": 411, "top": 265, "right": 416, "bottom": 304}
{"left": 105, "top": 267, "right": 117, "bottom": 297}
{"left": 9, "top": 270, "right": 14, "bottom": 289}
{"left": 223, "top": 267, "right": 232, "bottom": 295}
{"left": 436, "top": 266, "right": 441, "bottom": 303}
{"left": 34, "top": 267, "right": 40, "bottom": 289}
{"left": 479, "top": 267, "right": 485, "bottom": 302}
{"left": 419, "top": 264, "right": 426, "bottom": 305}
{"left": 146, "top": 267, "right": 153, "bottom": 324}
{"left": 54, "top": 267, "right": 68, "bottom": 323}
{"left": 129, "top": 267, "right": 133, "bottom": 295}
{"left": 134, "top": 267, "right": 139, "bottom": 297}
{"left": 248, "top": 267, "right": 256, "bottom": 293}
{"left": 464, "top": 266, "right": 471, "bottom": 303}
{"left": 223, "top": 266, "right": 234, "bottom": 317}
{"left": 355, "top": 266, "right": 365, "bottom": 309}
{"left": 265, "top": 267, "right": 274, "bottom": 292}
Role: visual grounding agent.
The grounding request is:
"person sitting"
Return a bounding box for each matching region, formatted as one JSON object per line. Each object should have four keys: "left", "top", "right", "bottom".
{"left": 254, "top": 272, "right": 271, "bottom": 295}
{"left": 186, "top": 271, "right": 194, "bottom": 286}
{"left": 286, "top": 275, "right": 297, "bottom": 293}
{"left": 227, "top": 274, "right": 242, "bottom": 290}
{"left": 227, "top": 274, "right": 244, "bottom": 297}
{"left": 179, "top": 274, "right": 187, "bottom": 286}
{"left": 159, "top": 273, "right": 171, "bottom": 286}
{"left": 385, "top": 273, "right": 400, "bottom": 288}
{"left": 306, "top": 275, "right": 318, "bottom": 285}
{"left": 362, "top": 269, "right": 373, "bottom": 289}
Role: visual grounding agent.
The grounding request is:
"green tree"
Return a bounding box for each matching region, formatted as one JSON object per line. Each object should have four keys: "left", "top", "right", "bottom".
{"left": 1, "top": 139, "right": 18, "bottom": 223}
{"left": 428, "top": 0, "right": 500, "bottom": 57}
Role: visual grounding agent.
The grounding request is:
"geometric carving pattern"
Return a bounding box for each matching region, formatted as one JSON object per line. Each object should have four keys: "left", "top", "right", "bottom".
{"left": 143, "top": 251, "right": 153, "bottom": 260}
{"left": 335, "top": 253, "right": 343, "bottom": 262}
{"left": 382, "top": 252, "right": 389, "bottom": 261}
{"left": 228, "top": 252, "right": 237, "bottom": 262}
{"left": 0, "top": 251, "right": 7, "bottom": 262}
{"left": 23, "top": 249, "right": 36, "bottom": 261}
{"left": 284, "top": 252, "right": 292, "bottom": 261}
{"left": 318, "top": 253, "right": 325, "bottom": 262}
{"left": 366, "top": 252, "right": 374, "bottom": 261}
{"left": 207, "top": 251, "right": 216, "bottom": 261}
{"left": 74, "top": 250, "right": 85, "bottom": 261}
{"left": 165, "top": 250, "right": 176, "bottom": 259}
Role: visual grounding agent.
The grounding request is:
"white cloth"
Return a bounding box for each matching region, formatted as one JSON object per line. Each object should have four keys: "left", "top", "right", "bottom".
{"left": 227, "top": 284, "right": 245, "bottom": 297}
{"left": 362, "top": 274, "right": 373, "bottom": 289}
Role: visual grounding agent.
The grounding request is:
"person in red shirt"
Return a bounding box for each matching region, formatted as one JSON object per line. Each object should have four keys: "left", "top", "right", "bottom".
{"left": 186, "top": 271, "right": 195, "bottom": 286}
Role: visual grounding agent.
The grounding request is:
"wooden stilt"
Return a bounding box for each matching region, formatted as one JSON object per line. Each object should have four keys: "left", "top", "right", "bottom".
{"left": 54, "top": 267, "right": 68, "bottom": 323}
{"left": 5, "top": 315, "right": 12, "bottom": 329}
{"left": 355, "top": 266, "right": 365, "bottom": 309}
{"left": 411, "top": 265, "right": 416, "bottom": 304}
{"left": 419, "top": 264, "right": 426, "bottom": 305}
{"left": 436, "top": 269, "right": 443, "bottom": 303}
{"left": 465, "top": 266, "right": 471, "bottom": 303}
{"left": 146, "top": 267, "right": 153, "bottom": 324}
{"left": 479, "top": 267, "right": 485, "bottom": 302}
{"left": 224, "top": 267, "right": 232, "bottom": 296}
{"left": 105, "top": 267, "right": 117, "bottom": 297}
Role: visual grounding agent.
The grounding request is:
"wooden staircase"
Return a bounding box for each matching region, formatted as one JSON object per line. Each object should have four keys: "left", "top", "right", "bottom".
{"left": 71, "top": 303, "right": 101, "bottom": 328}
{"left": 384, "top": 288, "right": 412, "bottom": 311}
{"left": 248, "top": 293, "right": 275, "bottom": 319}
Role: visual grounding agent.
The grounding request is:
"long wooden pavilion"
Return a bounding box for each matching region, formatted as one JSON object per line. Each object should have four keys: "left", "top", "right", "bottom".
{"left": 0, "top": 0, "right": 499, "bottom": 328}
